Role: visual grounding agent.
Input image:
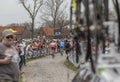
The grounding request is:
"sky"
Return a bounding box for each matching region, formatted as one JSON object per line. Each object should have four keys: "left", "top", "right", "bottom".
{"left": 0, "top": 0, "right": 115, "bottom": 27}
{"left": 0, "top": 0, "right": 71, "bottom": 27}
{"left": 0, "top": 0, "right": 30, "bottom": 26}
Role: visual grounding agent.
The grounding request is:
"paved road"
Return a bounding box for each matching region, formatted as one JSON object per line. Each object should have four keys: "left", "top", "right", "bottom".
{"left": 22, "top": 53, "right": 76, "bottom": 82}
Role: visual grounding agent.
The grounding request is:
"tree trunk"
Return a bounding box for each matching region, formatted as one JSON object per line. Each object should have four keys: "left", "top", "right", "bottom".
{"left": 85, "top": 0, "right": 95, "bottom": 73}
{"left": 53, "top": 18, "right": 56, "bottom": 28}
{"left": 104, "top": 0, "right": 109, "bottom": 21}
{"left": 92, "top": 0, "right": 99, "bottom": 63}
{"left": 31, "top": 18, "right": 35, "bottom": 40}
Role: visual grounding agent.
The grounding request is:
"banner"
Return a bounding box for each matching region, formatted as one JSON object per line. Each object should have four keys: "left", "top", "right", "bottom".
{"left": 72, "top": 0, "right": 77, "bottom": 12}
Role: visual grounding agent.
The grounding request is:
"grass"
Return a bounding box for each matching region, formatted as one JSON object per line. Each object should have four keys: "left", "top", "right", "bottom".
{"left": 64, "top": 60, "right": 79, "bottom": 71}
{"left": 20, "top": 72, "right": 23, "bottom": 82}
{"left": 98, "top": 68, "right": 105, "bottom": 74}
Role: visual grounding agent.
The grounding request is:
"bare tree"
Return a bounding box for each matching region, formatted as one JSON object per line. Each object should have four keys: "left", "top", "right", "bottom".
{"left": 41, "top": 0, "right": 68, "bottom": 28}
{"left": 41, "top": 20, "right": 54, "bottom": 27}
{"left": 6, "top": 23, "right": 20, "bottom": 27}
{"left": 21, "top": 22, "right": 31, "bottom": 31}
{"left": 56, "top": 16, "right": 70, "bottom": 29}
{"left": 19, "top": 0, "right": 43, "bottom": 39}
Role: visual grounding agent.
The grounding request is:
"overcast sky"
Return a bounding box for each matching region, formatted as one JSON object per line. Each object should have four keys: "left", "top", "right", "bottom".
{"left": 0, "top": 0, "right": 115, "bottom": 27}
{"left": 0, "top": 0, "right": 30, "bottom": 26}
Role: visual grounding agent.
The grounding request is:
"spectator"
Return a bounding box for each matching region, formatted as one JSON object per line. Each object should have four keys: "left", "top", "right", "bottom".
{"left": 0, "top": 29, "right": 20, "bottom": 82}
{"left": 25, "top": 42, "right": 32, "bottom": 58}
{"left": 49, "top": 40, "right": 57, "bottom": 58}
{"left": 60, "top": 40, "right": 65, "bottom": 56}
{"left": 64, "top": 40, "right": 71, "bottom": 60}
{"left": 19, "top": 41, "right": 25, "bottom": 71}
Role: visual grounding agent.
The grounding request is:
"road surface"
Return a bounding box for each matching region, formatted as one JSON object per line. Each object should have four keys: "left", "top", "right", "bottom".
{"left": 22, "top": 53, "right": 76, "bottom": 82}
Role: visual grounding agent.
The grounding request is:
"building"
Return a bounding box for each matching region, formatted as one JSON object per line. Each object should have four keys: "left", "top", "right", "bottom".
{"left": 39, "top": 27, "right": 70, "bottom": 39}
{"left": 0, "top": 26, "right": 30, "bottom": 40}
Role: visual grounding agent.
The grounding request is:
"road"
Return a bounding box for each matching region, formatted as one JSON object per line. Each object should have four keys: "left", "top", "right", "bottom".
{"left": 22, "top": 53, "right": 76, "bottom": 82}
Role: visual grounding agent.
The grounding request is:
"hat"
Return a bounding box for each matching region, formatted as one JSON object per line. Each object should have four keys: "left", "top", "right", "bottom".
{"left": 2, "top": 29, "right": 13, "bottom": 37}
{"left": 9, "top": 29, "right": 17, "bottom": 33}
